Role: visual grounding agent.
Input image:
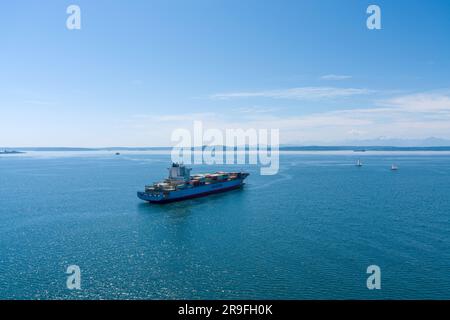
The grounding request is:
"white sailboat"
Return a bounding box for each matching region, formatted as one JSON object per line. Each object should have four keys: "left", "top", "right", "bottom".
{"left": 391, "top": 164, "right": 398, "bottom": 171}
{"left": 356, "top": 159, "right": 363, "bottom": 167}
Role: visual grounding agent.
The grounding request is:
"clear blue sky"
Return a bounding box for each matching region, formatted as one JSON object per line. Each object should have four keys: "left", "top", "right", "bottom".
{"left": 1, "top": 0, "right": 450, "bottom": 146}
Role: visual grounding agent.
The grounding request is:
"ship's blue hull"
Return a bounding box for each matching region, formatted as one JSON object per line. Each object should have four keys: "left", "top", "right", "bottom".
{"left": 137, "top": 178, "right": 245, "bottom": 204}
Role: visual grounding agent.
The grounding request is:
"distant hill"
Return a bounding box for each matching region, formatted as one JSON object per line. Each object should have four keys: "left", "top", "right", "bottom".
{"left": 3, "top": 147, "right": 172, "bottom": 152}
{"left": 278, "top": 146, "right": 450, "bottom": 151}
{"left": 337, "top": 137, "right": 450, "bottom": 147}
{"left": 0, "top": 150, "right": 25, "bottom": 154}
{"left": 5, "top": 146, "right": 450, "bottom": 152}
{"left": 4, "top": 137, "right": 450, "bottom": 153}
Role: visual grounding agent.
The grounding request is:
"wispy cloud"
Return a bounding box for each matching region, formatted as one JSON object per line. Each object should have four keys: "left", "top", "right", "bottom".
{"left": 379, "top": 92, "right": 450, "bottom": 113}
{"left": 23, "top": 100, "right": 55, "bottom": 106}
{"left": 120, "top": 91, "right": 450, "bottom": 145}
{"left": 237, "top": 106, "right": 281, "bottom": 114}
{"left": 131, "top": 112, "right": 217, "bottom": 122}
{"left": 320, "top": 74, "right": 352, "bottom": 81}
{"left": 210, "top": 86, "right": 373, "bottom": 101}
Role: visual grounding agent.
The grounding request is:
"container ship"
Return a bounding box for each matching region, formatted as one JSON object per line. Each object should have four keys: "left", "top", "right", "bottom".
{"left": 137, "top": 163, "right": 249, "bottom": 204}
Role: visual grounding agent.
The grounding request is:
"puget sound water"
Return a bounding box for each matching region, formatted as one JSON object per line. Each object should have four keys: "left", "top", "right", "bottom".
{"left": 1, "top": 151, "right": 450, "bottom": 299}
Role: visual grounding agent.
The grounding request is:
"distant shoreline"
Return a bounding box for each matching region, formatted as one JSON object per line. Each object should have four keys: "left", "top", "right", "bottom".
{"left": 3, "top": 146, "right": 450, "bottom": 152}
{"left": 0, "top": 150, "right": 25, "bottom": 154}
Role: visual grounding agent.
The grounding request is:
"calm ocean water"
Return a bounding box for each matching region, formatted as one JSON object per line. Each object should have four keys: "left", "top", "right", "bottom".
{"left": 1, "top": 151, "right": 450, "bottom": 299}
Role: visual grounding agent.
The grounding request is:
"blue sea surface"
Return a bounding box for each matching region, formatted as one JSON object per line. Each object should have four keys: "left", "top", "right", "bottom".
{"left": 1, "top": 151, "right": 450, "bottom": 299}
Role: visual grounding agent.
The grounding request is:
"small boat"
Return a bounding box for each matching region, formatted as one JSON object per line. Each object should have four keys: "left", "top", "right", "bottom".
{"left": 115, "top": 152, "right": 120, "bottom": 155}
{"left": 356, "top": 159, "right": 363, "bottom": 167}
{"left": 391, "top": 164, "right": 398, "bottom": 171}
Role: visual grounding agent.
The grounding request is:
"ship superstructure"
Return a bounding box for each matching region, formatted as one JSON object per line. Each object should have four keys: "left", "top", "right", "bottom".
{"left": 137, "top": 163, "right": 249, "bottom": 203}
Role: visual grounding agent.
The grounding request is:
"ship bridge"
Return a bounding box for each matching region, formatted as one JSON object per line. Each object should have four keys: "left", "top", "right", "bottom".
{"left": 168, "top": 163, "right": 192, "bottom": 183}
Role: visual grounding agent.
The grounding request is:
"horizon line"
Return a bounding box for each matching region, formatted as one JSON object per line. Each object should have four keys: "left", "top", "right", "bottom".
{"left": 4, "top": 145, "right": 450, "bottom": 150}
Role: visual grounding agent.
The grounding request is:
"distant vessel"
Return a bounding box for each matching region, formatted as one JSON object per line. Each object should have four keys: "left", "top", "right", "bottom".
{"left": 115, "top": 152, "right": 120, "bottom": 155}
{"left": 137, "top": 163, "right": 249, "bottom": 204}
{"left": 356, "top": 159, "right": 363, "bottom": 167}
{"left": 391, "top": 164, "right": 399, "bottom": 171}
